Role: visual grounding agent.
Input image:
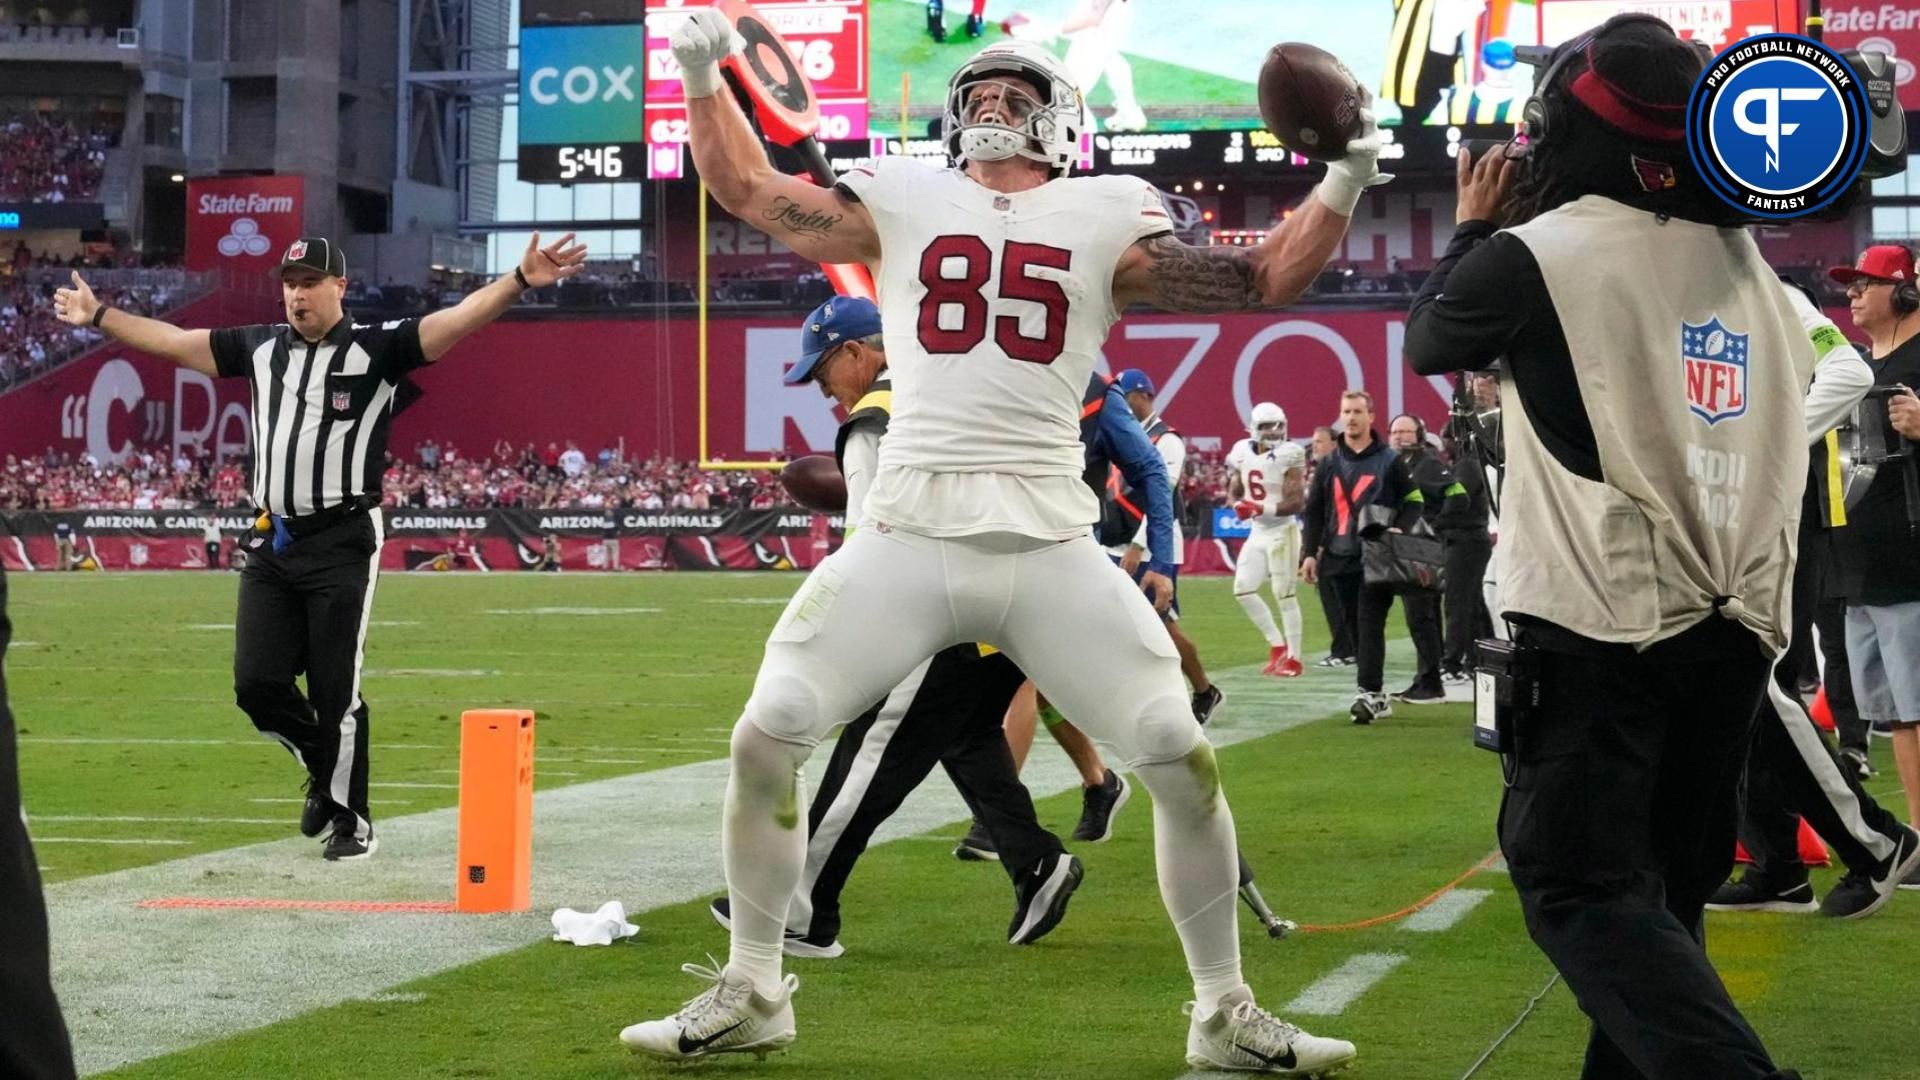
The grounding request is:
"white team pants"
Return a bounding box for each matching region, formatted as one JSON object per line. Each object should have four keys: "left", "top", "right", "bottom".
{"left": 746, "top": 525, "right": 1201, "bottom": 767}
{"left": 1233, "top": 524, "right": 1300, "bottom": 600}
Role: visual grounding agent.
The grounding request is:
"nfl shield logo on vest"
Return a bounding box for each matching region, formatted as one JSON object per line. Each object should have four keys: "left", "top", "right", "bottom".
{"left": 1682, "top": 317, "right": 1749, "bottom": 426}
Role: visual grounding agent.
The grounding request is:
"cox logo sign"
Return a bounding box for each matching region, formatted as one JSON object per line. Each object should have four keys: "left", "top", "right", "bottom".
{"left": 517, "top": 24, "right": 648, "bottom": 145}
{"left": 526, "top": 64, "right": 635, "bottom": 105}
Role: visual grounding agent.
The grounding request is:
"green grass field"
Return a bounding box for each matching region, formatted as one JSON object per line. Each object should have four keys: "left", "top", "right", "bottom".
{"left": 7, "top": 571, "right": 1918, "bottom": 1079}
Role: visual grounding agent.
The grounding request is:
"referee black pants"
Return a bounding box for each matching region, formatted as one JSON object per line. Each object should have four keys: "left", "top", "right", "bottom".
{"left": 792, "top": 646, "right": 1063, "bottom": 942}
{"left": 233, "top": 509, "right": 384, "bottom": 842}
{"left": 0, "top": 569, "right": 80, "bottom": 1080}
{"left": 1500, "top": 617, "right": 1792, "bottom": 1080}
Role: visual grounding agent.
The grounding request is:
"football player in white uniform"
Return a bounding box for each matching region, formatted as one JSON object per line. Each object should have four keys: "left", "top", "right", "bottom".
{"left": 623, "top": 14, "right": 1383, "bottom": 1073}
{"left": 1227, "top": 404, "right": 1309, "bottom": 676}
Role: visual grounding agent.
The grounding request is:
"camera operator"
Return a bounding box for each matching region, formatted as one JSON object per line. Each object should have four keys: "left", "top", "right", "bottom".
{"left": 1405, "top": 16, "right": 1812, "bottom": 1079}
{"left": 1825, "top": 245, "right": 1920, "bottom": 839}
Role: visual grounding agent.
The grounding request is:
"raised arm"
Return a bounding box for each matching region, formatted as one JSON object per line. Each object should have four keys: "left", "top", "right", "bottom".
{"left": 52, "top": 271, "right": 216, "bottom": 375}
{"left": 418, "top": 232, "right": 586, "bottom": 363}
{"left": 672, "top": 9, "right": 879, "bottom": 266}
{"left": 1112, "top": 108, "right": 1388, "bottom": 312}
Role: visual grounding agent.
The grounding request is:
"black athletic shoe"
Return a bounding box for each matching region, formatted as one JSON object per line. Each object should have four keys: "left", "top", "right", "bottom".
{"left": 708, "top": 896, "right": 845, "bottom": 959}
{"left": 1071, "top": 769, "right": 1130, "bottom": 843}
{"left": 1007, "top": 853, "right": 1083, "bottom": 945}
{"left": 322, "top": 826, "right": 377, "bottom": 861}
{"left": 1705, "top": 874, "right": 1817, "bottom": 913}
{"left": 954, "top": 819, "right": 999, "bottom": 862}
{"left": 926, "top": 5, "right": 946, "bottom": 42}
{"left": 299, "top": 778, "right": 333, "bottom": 839}
{"left": 1825, "top": 826, "right": 1920, "bottom": 919}
{"left": 1840, "top": 747, "right": 1876, "bottom": 781}
{"left": 1191, "top": 684, "right": 1224, "bottom": 726}
{"left": 966, "top": 12, "right": 984, "bottom": 36}
{"left": 1392, "top": 683, "right": 1447, "bottom": 705}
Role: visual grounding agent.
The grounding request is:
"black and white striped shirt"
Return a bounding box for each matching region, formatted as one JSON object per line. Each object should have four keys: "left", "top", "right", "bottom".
{"left": 210, "top": 316, "right": 427, "bottom": 516}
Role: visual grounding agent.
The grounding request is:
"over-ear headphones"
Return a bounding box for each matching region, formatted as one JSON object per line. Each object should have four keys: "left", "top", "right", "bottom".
{"left": 1518, "top": 14, "right": 1711, "bottom": 150}
{"left": 1897, "top": 250, "right": 1919, "bottom": 314}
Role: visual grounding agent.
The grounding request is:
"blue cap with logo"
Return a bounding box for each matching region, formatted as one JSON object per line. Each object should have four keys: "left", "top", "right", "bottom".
{"left": 1114, "top": 368, "right": 1156, "bottom": 398}
{"left": 785, "top": 296, "right": 884, "bottom": 385}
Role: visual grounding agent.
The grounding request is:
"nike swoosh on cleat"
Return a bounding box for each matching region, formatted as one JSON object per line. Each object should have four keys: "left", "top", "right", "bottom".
{"left": 1233, "top": 1041, "right": 1298, "bottom": 1069}
{"left": 677, "top": 1019, "right": 749, "bottom": 1055}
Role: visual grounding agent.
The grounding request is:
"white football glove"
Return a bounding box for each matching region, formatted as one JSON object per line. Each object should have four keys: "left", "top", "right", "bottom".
{"left": 1315, "top": 104, "right": 1394, "bottom": 216}
{"left": 670, "top": 7, "right": 741, "bottom": 99}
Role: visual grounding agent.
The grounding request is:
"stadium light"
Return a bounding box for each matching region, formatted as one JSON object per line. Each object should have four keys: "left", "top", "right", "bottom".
{"left": 170, "top": 173, "right": 184, "bottom": 182}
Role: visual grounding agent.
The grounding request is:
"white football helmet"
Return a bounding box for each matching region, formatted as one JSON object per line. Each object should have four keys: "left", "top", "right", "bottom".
{"left": 942, "top": 42, "right": 1085, "bottom": 175}
{"left": 1250, "top": 402, "right": 1287, "bottom": 448}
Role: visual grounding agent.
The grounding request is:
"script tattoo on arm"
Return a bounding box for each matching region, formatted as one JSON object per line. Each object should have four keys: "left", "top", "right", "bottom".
{"left": 1137, "top": 234, "right": 1264, "bottom": 313}
{"left": 762, "top": 196, "right": 843, "bottom": 242}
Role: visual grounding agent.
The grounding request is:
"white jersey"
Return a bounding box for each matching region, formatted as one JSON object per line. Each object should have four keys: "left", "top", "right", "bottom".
{"left": 1227, "top": 437, "right": 1305, "bottom": 534}
{"left": 836, "top": 156, "right": 1174, "bottom": 540}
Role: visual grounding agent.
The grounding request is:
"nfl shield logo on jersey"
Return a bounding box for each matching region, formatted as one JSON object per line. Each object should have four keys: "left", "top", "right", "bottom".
{"left": 1682, "top": 316, "right": 1749, "bottom": 426}
{"left": 331, "top": 389, "right": 352, "bottom": 412}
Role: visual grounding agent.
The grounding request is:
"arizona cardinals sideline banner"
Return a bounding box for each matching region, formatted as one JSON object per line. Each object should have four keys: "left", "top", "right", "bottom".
{"left": 1, "top": 508, "right": 1246, "bottom": 574}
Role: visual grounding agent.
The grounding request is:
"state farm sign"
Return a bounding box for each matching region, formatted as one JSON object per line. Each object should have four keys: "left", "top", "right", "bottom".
{"left": 185, "top": 175, "right": 305, "bottom": 273}
{"left": 1824, "top": 0, "right": 1920, "bottom": 109}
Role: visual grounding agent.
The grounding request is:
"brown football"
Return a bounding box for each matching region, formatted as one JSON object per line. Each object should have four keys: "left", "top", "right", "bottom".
{"left": 779, "top": 454, "right": 847, "bottom": 514}
{"left": 1257, "top": 43, "right": 1365, "bottom": 163}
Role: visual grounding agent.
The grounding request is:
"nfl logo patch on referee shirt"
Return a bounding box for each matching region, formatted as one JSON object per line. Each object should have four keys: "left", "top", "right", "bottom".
{"left": 331, "top": 389, "right": 352, "bottom": 412}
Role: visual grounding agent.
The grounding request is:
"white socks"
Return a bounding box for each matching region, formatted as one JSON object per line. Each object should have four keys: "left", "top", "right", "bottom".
{"left": 1134, "top": 746, "right": 1244, "bottom": 1010}
{"left": 1238, "top": 592, "right": 1286, "bottom": 648}
{"left": 722, "top": 719, "right": 811, "bottom": 998}
{"left": 1279, "top": 595, "right": 1304, "bottom": 656}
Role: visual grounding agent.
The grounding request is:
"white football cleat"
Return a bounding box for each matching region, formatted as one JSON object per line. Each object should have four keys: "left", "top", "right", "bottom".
{"left": 1106, "top": 104, "right": 1148, "bottom": 132}
{"left": 1185, "top": 986, "right": 1357, "bottom": 1076}
{"left": 619, "top": 961, "right": 798, "bottom": 1061}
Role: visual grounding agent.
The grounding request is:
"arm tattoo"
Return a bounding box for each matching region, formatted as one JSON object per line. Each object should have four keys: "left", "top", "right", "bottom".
{"left": 763, "top": 196, "right": 841, "bottom": 240}
{"left": 1139, "top": 234, "right": 1263, "bottom": 313}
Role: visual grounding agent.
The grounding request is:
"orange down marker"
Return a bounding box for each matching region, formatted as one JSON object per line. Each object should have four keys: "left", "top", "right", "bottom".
{"left": 455, "top": 709, "right": 535, "bottom": 913}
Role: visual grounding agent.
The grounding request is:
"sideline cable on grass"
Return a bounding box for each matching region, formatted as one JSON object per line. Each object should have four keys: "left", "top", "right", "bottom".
{"left": 1294, "top": 850, "right": 1503, "bottom": 933}
{"left": 1458, "top": 972, "right": 1562, "bottom": 1080}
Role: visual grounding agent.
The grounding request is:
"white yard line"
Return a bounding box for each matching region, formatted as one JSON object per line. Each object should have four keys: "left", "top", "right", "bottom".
{"left": 36, "top": 838, "right": 194, "bottom": 846}
{"left": 49, "top": 646, "right": 1420, "bottom": 1076}
{"left": 1399, "top": 888, "right": 1493, "bottom": 933}
{"left": 1283, "top": 953, "right": 1409, "bottom": 1016}
{"left": 29, "top": 815, "right": 289, "bottom": 826}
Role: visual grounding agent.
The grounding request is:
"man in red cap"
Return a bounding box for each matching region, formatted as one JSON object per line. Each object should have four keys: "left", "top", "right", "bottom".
{"left": 1824, "top": 244, "right": 1920, "bottom": 854}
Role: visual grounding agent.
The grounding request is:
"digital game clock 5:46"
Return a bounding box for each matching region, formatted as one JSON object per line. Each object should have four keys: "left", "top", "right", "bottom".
{"left": 517, "top": 142, "right": 646, "bottom": 182}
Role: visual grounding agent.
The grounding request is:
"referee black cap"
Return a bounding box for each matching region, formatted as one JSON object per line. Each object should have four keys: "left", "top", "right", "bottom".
{"left": 276, "top": 237, "right": 346, "bottom": 279}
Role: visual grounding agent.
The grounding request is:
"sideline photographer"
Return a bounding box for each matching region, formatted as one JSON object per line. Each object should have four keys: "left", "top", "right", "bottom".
{"left": 1405, "top": 16, "right": 1811, "bottom": 1079}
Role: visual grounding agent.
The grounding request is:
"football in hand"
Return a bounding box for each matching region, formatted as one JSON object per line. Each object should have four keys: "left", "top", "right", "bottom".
{"left": 1257, "top": 43, "right": 1365, "bottom": 163}
{"left": 779, "top": 455, "right": 847, "bottom": 514}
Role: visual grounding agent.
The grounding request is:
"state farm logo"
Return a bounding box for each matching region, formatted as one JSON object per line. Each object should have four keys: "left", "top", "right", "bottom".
{"left": 196, "top": 191, "right": 297, "bottom": 215}
{"left": 218, "top": 217, "right": 272, "bottom": 258}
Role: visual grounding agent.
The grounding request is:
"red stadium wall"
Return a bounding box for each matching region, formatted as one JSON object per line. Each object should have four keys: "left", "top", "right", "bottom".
{"left": 2, "top": 305, "right": 1866, "bottom": 467}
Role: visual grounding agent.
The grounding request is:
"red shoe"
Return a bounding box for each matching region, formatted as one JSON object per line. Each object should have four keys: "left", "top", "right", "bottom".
{"left": 1275, "top": 655, "right": 1305, "bottom": 678}
{"left": 1261, "top": 646, "right": 1287, "bottom": 676}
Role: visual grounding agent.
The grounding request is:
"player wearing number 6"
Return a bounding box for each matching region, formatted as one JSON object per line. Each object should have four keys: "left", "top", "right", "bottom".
{"left": 621, "top": 9, "right": 1383, "bottom": 1072}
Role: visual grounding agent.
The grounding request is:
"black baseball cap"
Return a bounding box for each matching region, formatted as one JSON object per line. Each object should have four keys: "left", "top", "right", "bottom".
{"left": 276, "top": 237, "right": 346, "bottom": 278}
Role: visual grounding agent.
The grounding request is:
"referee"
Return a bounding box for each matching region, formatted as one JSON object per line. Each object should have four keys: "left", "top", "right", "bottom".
{"left": 53, "top": 232, "right": 587, "bottom": 859}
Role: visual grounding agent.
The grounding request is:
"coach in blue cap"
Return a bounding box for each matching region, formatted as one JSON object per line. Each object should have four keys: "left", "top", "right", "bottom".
{"left": 784, "top": 295, "right": 885, "bottom": 397}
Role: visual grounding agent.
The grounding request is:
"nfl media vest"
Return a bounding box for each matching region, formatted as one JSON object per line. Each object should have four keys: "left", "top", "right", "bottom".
{"left": 1496, "top": 197, "right": 1813, "bottom": 654}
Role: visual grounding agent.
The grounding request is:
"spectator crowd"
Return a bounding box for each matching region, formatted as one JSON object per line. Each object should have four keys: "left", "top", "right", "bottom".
{"left": 0, "top": 111, "right": 112, "bottom": 203}
{"left": 1, "top": 243, "right": 186, "bottom": 390}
